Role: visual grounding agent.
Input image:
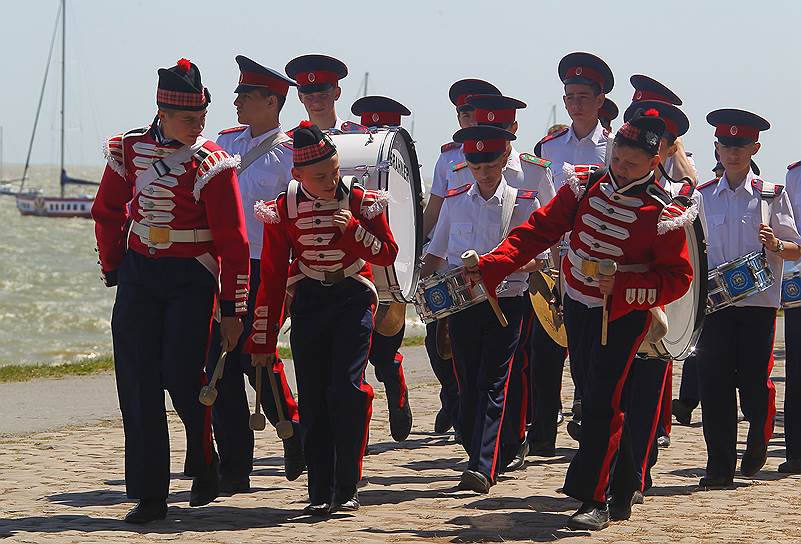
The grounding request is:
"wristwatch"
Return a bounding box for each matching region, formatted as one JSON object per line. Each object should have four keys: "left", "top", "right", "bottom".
{"left": 774, "top": 239, "right": 785, "bottom": 253}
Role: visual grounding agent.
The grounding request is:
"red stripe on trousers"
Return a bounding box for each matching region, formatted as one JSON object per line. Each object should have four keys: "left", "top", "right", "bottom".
{"left": 395, "top": 353, "right": 408, "bottom": 408}
{"left": 489, "top": 320, "right": 524, "bottom": 480}
{"left": 592, "top": 312, "right": 653, "bottom": 503}
{"left": 273, "top": 358, "right": 300, "bottom": 422}
{"left": 640, "top": 360, "right": 671, "bottom": 491}
{"left": 764, "top": 317, "right": 777, "bottom": 443}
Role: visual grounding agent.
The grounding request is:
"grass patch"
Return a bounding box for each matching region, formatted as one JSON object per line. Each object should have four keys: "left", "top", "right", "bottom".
{"left": 0, "top": 336, "right": 426, "bottom": 383}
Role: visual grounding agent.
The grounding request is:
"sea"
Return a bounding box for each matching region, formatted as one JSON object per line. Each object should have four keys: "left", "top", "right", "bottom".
{"left": 0, "top": 165, "right": 426, "bottom": 366}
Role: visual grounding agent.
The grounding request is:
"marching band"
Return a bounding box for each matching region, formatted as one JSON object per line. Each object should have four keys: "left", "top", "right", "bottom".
{"left": 91, "top": 51, "right": 801, "bottom": 530}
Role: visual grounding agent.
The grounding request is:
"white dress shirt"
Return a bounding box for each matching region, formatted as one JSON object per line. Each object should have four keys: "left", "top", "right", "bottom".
{"left": 702, "top": 169, "right": 801, "bottom": 308}
{"left": 427, "top": 176, "right": 541, "bottom": 297}
{"left": 430, "top": 144, "right": 465, "bottom": 198}
{"left": 217, "top": 125, "right": 293, "bottom": 259}
{"left": 539, "top": 121, "right": 609, "bottom": 190}
{"left": 784, "top": 164, "right": 801, "bottom": 275}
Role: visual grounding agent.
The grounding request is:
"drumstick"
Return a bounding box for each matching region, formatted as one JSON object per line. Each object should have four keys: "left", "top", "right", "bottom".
{"left": 461, "top": 250, "right": 509, "bottom": 327}
{"left": 250, "top": 366, "right": 267, "bottom": 431}
{"left": 266, "top": 362, "right": 295, "bottom": 439}
{"left": 198, "top": 341, "right": 228, "bottom": 406}
{"left": 598, "top": 259, "right": 618, "bottom": 346}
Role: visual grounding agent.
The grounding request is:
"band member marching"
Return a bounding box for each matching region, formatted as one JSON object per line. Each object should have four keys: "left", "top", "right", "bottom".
{"left": 470, "top": 109, "right": 695, "bottom": 529}
{"left": 208, "top": 55, "right": 304, "bottom": 494}
{"left": 285, "top": 54, "right": 349, "bottom": 131}
{"left": 92, "top": 58, "right": 249, "bottom": 523}
{"left": 349, "top": 95, "right": 414, "bottom": 443}
{"left": 696, "top": 109, "right": 801, "bottom": 488}
{"left": 246, "top": 122, "right": 398, "bottom": 515}
{"left": 422, "top": 125, "right": 545, "bottom": 493}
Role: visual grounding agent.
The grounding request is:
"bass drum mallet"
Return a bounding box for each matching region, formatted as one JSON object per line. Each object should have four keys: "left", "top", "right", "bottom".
{"left": 461, "top": 249, "right": 509, "bottom": 327}
{"left": 598, "top": 259, "right": 618, "bottom": 346}
{"left": 249, "top": 366, "right": 267, "bottom": 431}
{"left": 198, "top": 343, "right": 228, "bottom": 406}
{"left": 266, "top": 363, "right": 295, "bottom": 439}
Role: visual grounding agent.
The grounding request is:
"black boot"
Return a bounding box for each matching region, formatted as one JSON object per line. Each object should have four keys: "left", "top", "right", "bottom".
{"left": 387, "top": 384, "right": 413, "bottom": 442}
{"left": 698, "top": 475, "right": 734, "bottom": 490}
{"left": 219, "top": 474, "right": 251, "bottom": 496}
{"left": 672, "top": 399, "right": 693, "bottom": 426}
{"left": 504, "top": 441, "right": 528, "bottom": 472}
{"left": 332, "top": 489, "right": 360, "bottom": 512}
{"left": 283, "top": 426, "right": 306, "bottom": 481}
{"left": 779, "top": 458, "right": 801, "bottom": 474}
{"left": 566, "top": 420, "right": 582, "bottom": 442}
{"left": 568, "top": 502, "right": 609, "bottom": 530}
{"left": 608, "top": 492, "right": 633, "bottom": 521}
{"left": 527, "top": 438, "right": 557, "bottom": 457}
{"left": 302, "top": 503, "right": 331, "bottom": 516}
{"left": 457, "top": 470, "right": 491, "bottom": 494}
{"left": 434, "top": 407, "right": 453, "bottom": 433}
{"left": 123, "top": 499, "right": 167, "bottom": 524}
{"left": 189, "top": 454, "right": 219, "bottom": 507}
{"left": 741, "top": 443, "right": 768, "bottom": 477}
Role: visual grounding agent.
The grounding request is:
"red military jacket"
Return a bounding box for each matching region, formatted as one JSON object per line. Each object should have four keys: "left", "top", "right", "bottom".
{"left": 245, "top": 178, "right": 398, "bottom": 355}
{"left": 479, "top": 165, "right": 695, "bottom": 321}
{"left": 92, "top": 123, "right": 250, "bottom": 316}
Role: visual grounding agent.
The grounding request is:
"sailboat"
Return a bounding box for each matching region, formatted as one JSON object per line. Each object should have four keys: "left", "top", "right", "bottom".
{"left": 14, "top": 0, "right": 98, "bottom": 218}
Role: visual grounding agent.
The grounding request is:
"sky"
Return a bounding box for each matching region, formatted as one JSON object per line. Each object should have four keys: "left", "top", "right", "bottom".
{"left": 2, "top": 0, "right": 801, "bottom": 183}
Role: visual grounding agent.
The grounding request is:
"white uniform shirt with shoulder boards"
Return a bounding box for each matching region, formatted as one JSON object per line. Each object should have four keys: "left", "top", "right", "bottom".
{"left": 427, "top": 176, "right": 543, "bottom": 297}
{"left": 536, "top": 121, "right": 609, "bottom": 191}
{"left": 446, "top": 147, "right": 557, "bottom": 203}
{"left": 430, "top": 142, "right": 464, "bottom": 198}
{"left": 700, "top": 169, "right": 801, "bottom": 308}
{"left": 785, "top": 161, "right": 801, "bottom": 274}
{"left": 217, "top": 125, "right": 293, "bottom": 259}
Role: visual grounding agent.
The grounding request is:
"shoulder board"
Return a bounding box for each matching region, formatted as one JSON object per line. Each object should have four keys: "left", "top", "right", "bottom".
{"left": 519, "top": 153, "right": 551, "bottom": 168}
{"left": 646, "top": 182, "right": 672, "bottom": 208}
{"left": 446, "top": 183, "right": 471, "bottom": 198}
{"left": 565, "top": 164, "right": 603, "bottom": 197}
{"left": 536, "top": 127, "right": 568, "bottom": 147}
{"left": 678, "top": 181, "right": 695, "bottom": 198}
{"left": 218, "top": 126, "right": 247, "bottom": 136}
{"left": 451, "top": 161, "right": 468, "bottom": 172}
{"left": 751, "top": 178, "right": 783, "bottom": 198}
{"left": 441, "top": 141, "right": 460, "bottom": 153}
{"left": 516, "top": 189, "right": 538, "bottom": 200}
{"left": 696, "top": 177, "right": 719, "bottom": 191}
{"left": 123, "top": 126, "right": 149, "bottom": 139}
{"left": 657, "top": 195, "right": 699, "bottom": 235}
{"left": 341, "top": 121, "right": 370, "bottom": 134}
{"left": 104, "top": 134, "right": 126, "bottom": 176}
{"left": 788, "top": 161, "right": 801, "bottom": 171}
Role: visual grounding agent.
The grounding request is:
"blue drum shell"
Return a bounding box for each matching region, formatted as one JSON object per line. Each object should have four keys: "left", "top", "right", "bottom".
{"left": 782, "top": 275, "right": 801, "bottom": 308}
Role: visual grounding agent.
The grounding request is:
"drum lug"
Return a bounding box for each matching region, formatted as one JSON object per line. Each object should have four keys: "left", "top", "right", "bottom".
{"left": 376, "top": 160, "right": 390, "bottom": 173}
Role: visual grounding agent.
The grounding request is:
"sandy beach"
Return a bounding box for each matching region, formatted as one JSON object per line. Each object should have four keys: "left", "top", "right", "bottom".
{"left": 1, "top": 342, "right": 799, "bottom": 543}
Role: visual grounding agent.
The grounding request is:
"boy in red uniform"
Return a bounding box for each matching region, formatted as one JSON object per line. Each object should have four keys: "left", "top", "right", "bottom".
{"left": 246, "top": 122, "right": 398, "bottom": 515}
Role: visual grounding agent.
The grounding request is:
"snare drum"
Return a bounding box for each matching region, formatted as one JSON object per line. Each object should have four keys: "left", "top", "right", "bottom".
{"left": 707, "top": 250, "right": 774, "bottom": 314}
{"left": 413, "top": 267, "right": 487, "bottom": 323}
{"left": 782, "top": 271, "right": 801, "bottom": 309}
{"left": 327, "top": 126, "right": 424, "bottom": 303}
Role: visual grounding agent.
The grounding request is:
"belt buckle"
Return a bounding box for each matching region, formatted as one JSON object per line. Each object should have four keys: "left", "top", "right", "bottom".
{"left": 148, "top": 226, "right": 171, "bottom": 244}
{"left": 581, "top": 259, "right": 599, "bottom": 278}
{"left": 323, "top": 269, "right": 345, "bottom": 285}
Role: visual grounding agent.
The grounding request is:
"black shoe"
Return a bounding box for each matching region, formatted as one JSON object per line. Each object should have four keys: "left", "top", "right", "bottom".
{"left": 631, "top": 490, "right": 644, "bottom": 505}
{"left": 657, "top": 435, "right": 671, "bottom": 448}
{"left": 302, "top": 503, "right": 331, "bottom": 516}
{"left": 454, "top": 428, "right": 463, "bottom": 445}
{"left": 333, "top": 490, "right": 360, "bottom": 512}
{"left": 123, "top": 499, "right": 167, "bottom": 524}
{"left": 572, "top": 400, "right": 582, "bottom": 422}
{"left": 672, "top": 399, "right": 693, "bottom": 426}
{"left": 557, "top": 411, "right": 565, "bottom": 426}
{"left": 283, "top": 432, "right": 306, "bottom": 481}
{"left": 608, "top": 493, "right": 633, "bottom": 521}
{"left": 779, "top": 458, "right": 801, "bottom": 474}
{"left": 741, "top": 443, "right": 768, "bottom": 477}
{"left": 457, "top": 470, "right": 491, "bottom": 494}
{"left": 567, "top": 420, "right": 582, "bottom": 442}
{"left": 219, "top": 475, "right": 251, "bottom": 496}
{"left": 567, "top": 502, "right": 609, "bottom": 531}
{"left": 505, "top": 442, "right": 528, "bottom": 472}
{"left": 388, "top": 387, "right": 413, "bottom": 442}
{"left": 189, "top": 455, "right": 219, "bottom": 507}
{"left": 527, "top": 438, "right": 557, "bottom": 457}
{"left": 434, "top": 408, "right": 453, "bottom": 434}
{"left": 698, "top": 476, "right": 734, "bottom": 490}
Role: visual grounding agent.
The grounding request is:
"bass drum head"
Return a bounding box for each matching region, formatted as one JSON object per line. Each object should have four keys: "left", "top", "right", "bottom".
{"left": 655, "top": 218, "right": 708, "bottom": 360}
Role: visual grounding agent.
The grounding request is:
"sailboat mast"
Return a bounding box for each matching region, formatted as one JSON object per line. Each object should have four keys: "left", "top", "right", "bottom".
{"left": 60, "top": 0, "right": 66, "bottom": 198}
{"left": 363, "top": 72, "right": 368, "bottom": 98}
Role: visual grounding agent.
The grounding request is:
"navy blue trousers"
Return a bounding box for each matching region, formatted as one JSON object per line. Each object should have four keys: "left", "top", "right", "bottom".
{"left": 424, "top": 320, "right": 459, "bottom": 427}
{"left": 697, "top": 306, "right": 777, "bottom": 481}
{"left": 206, "top": 259, "right": 299, "bottom": 480}
{"left": 370, "top": 322, "right": 407, "bottom": 409}
{"left": 528, "top": 311, "right": 568, "bottom": 447}
{"left": 785, "top": 307, "right": 801, "bottom": 460}
{"left": 448, "top": 296, "right": 524, "bottom": 481}
{"left": 678, "top": 354, "right": 700, "bottom": 409}
{"left": 610, "top": 356, "right": 670, "bottom": 497}
{"left": 561, "top": 295, "right": 649, "bottom": 504}
{"left": 289, "top": 278, "right": 374, "bottom": 505}
{"left": 112, "top": 251, "right": 217, "bottom": 500}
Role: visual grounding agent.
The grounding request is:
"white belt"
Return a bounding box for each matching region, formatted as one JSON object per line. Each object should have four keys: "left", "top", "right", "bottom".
{"left": 131, "top": 220, "right": 213, "bottom": 244}
{"left": 298, "top": 259, "right": 365, "bottom": 285}
{"left": 566, "top": 247, "right": 648, "bottom": 276}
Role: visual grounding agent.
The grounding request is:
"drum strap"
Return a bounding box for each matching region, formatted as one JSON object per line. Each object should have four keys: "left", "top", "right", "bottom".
{"left": 237, "top": 131, "right": 291, "bottom": 175}
{"left": 500, "top": 185, "right": 519, "bottom": 239}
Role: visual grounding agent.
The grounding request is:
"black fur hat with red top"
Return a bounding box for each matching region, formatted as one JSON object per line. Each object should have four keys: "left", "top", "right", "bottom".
{"left": 615, "top": 108, "right": 666, "bottom": 156}
{"left": 292, "top": 120, "right": 337, "bottom": 167}
{"left": 156, "top": 58, "right": 211, "bottom": 111}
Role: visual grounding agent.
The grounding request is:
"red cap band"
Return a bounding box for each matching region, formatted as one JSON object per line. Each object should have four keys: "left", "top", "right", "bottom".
{"left": 663, "top": 117, "right": 679, "bottom": 137}
{"left": 564, "top": 66, "right": 604, "bottom": 89}
{"left": 475, "top": 108, "right": 516, "bottom": 124}
{"left": 296, "top": 70, "right": 339, "bottom": 87}
{"left": 463, "top": 139, "right": 507, "bottom": 153}
{"left": 633, "top": 89, "right": 672, "bottom": 103}
{"left": 360, "top": 112, "right": 401, "bottom": 126}
{"left": 455, "top": 94, "right": 474, "bottom": 107}
{"left": 238, "top": 71, "right": 291, "bottom": 96}
{"left": 715, "top": 124, "right": 760, "bottom": 141}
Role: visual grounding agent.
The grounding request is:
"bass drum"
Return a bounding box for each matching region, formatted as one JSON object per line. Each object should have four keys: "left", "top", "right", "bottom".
{"left": 638, "top": 216, "right": 708, "bottom": 361}
{"left": 328, "top": 126, "right": 424, "bottom": 303}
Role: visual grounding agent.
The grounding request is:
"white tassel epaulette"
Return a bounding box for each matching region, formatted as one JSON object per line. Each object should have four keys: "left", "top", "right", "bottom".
{"left": 254, "top": 200, "right": 281, "bottom": 224}
{"left": 657, "top": 200, "right": 699, "bottom": 235}
{"left": 193, "top": 153, "right": 241, "bottom": 201}
{"left": 102, "top": 139, "right": 125, "bottom": 177}
{"left": 361, "top": 190, "right": 390, "bottom": 219}
{"left": 563, "top": 163, "right": 586, "bottom": 197}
